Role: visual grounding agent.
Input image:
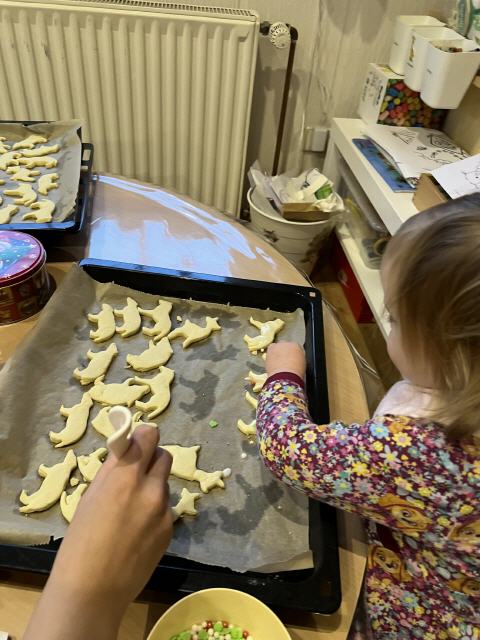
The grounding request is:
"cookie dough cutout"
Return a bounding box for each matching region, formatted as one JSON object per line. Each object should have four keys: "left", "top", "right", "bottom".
{"left": 23, "top": 199, "right": 55, "bottom": 223}
{"left": 19, "top": 449, "right": 77, "bottom": 514}
{"left": 140, "top": 299, "right": 172, "bottom": 341}
{"left": 114, "top": 297, "right": 142, "bottom": 338}
{"left": 126, "top": 338, "right": 173, "bottom": 372}
{"left": 246, "top": 371, "right": 268, "bottom": 392}
{"left": 244, "top": 317, "right": 285, "bottom": 353}
{"left": 60, "top": 483, "right": 88, "bottom": 523}
{"left": 92, "top": 406, "right": 115, "bottom": 438}
{"left": 22, "top": 143, "right": 60, "bottom": 157}
{"left": 237, "top": 419, "right": 256, "bottom": 438}
{"left": 0, "top": 151, "right": 21, "bottom": 171}
{"left": 6, "top": 166, "right": 40, "bottom": 182}
{"left": 19, "top": 156, "right": 57, "bottom": 169}
{"left": 89, "top": 378, "right": 150, "bottom": 407}
{"left": 162, "top": 444, "right": 226, "bottom": 493}
{"left": 168, "top": 317, "right": 221, "bottom": 348}
{"left": 134, "top": 366, "right": 175, "bottom": 419}
{"left": 4, "top": 184, "right": 37, "bottom": 206}
{"left": 172, "top": 488, "right": 202, "bottom": 522}
{"left": 38, "top": 172, "right": 59, "bottom": 195}
{"left": 0, "top": 137, "right": 10, "bottom": 153}
{"left": 88, "top": 303, "right": 116, "bottom": 343}
{"left": 49, "top": 393, "right": 93, "bottom": 448}
{"left": 73, "top": 343, "right": 118, "bottom": 385}
{"left": 0, "top": 204, "right": 18, "bottom": 224}
{"left": 78, "top": 447, "right": 108, "bottom": 483}
{"left": 245, "top": 391, "right": 258, "bottom": 410}
{"left": 12, "top": 134, "right": 48, "bottom": 150}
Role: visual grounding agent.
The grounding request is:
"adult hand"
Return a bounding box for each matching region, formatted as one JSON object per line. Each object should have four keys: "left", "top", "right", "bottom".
{"left": 266, "top": 341, "right": 306, "bottom": 380}
{"left": 24, "top": 425, "right": 173, "bottom": 640}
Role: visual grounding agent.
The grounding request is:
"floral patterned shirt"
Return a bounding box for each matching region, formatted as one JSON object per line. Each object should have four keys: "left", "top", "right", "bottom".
{"left": 257, "top": 373, "right": 480, "bottom": 640}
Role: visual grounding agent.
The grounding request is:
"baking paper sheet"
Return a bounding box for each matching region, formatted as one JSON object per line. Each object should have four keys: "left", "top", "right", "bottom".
{"left": 0, "top": 265, "right": 311, "bottom": 572}
{"left": 0, "top": 120, "right": 82, "bottom": 223}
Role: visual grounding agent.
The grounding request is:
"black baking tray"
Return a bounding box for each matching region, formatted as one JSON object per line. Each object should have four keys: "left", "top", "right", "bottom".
{"left": 0, "top": 120, "right": 94, "bottom": 236}
{"left": 0, "top": 259, "right": 341, "bottom": 615}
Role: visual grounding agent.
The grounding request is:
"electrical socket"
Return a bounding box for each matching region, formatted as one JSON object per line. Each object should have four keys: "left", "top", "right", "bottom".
{"left": 304, "top": 126, "right": 329, "bottom": 152}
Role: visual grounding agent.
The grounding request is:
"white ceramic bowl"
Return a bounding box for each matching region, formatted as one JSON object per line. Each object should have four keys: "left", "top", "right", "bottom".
{"left": 146, "top": 588, "right": 291, "bottom": 639}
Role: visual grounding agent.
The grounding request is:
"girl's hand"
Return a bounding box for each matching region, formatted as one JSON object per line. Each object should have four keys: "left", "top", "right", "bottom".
{"left": 266, "top": 342, "right": 306, "bottom": 380}
{"left": 24, "top": 425, "right": 173, "bottom": 640}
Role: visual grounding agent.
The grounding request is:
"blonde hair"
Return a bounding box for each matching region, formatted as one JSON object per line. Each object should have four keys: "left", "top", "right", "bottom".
{"left": 383, "top": 193, "right": 480, "bottom": 438}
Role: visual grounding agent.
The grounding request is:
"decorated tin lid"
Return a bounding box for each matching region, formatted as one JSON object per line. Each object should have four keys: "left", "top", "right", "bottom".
{"left": 0, "top": 230, "right": 46, "bottom": 287}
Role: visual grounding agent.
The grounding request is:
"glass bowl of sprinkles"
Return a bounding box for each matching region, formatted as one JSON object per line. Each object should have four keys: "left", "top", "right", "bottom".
{"left": 146, "top": 588, "right": 291, "bottom": 640}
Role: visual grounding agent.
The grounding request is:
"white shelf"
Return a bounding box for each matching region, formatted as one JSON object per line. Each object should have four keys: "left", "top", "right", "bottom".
{"left": 336, "top": 224, "right": 390, "bottom": 339}
{"left": 329, "top": 118, "right": 418, "bottom": 234}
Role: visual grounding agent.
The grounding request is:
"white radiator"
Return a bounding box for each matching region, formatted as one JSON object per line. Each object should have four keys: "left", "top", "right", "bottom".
{"left": 0, "top": 0, "right": 259, "bottom": 215}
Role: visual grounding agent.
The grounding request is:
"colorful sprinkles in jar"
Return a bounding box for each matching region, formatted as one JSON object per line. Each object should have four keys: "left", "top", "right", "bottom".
{"left": 170, "top": 620, "right": 253, "bottom": 640}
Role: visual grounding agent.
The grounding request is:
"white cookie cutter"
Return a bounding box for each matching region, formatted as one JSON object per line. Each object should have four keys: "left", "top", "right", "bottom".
{"left": 106, "top": 406, "right": 133, "bottom": 458}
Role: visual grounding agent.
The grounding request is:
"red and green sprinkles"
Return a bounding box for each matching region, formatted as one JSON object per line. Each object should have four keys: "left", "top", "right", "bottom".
{"left": 170, "top": 620, "right": 253, "bottom": 640}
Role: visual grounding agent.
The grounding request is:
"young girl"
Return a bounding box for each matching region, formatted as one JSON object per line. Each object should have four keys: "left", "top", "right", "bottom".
{"left": 258, "top": 193, "right": 480, "bottom": 639}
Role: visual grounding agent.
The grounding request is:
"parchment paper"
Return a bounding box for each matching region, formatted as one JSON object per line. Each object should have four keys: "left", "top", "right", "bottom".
{"left": 0, "top": 266, "right": 312, "bottom": 573}
{"left": 0, "top": 120, "right": 82, "bottom": 223}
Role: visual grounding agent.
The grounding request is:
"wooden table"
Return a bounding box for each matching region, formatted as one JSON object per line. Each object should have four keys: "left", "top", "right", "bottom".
{"left": 0, "top": 176, "right": 368, "bottom": 639}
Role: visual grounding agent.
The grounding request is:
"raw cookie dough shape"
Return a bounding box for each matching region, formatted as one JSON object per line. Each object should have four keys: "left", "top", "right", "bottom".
{"left": 60, "top": 483, "right": 88, "bottom": 523}
{"left": 22, "top": 143, "right": 60, "bottom": 157}
{"left": 237, "top": 418, "right": 256, "bottom": 438}
{"left": 49, "top": 393, "right": 93, "bottom": 448}
{"left": 126, "top": 338, "right": 173, "bottom": 372}
{"left": 19, "top": 449, "right": 77, "bottom": 514}
{"left": 23, "top": 199, "right": 55, "bottom": 223}
{"left": 161, "top": 444, "right": 226, "bottom": 493}
{"left": 88, "top": 303, "right": 116, "bottom": 343}
{"left": 114, "top": 297, "right": 142, "bottom": 338}
{"left": 73, "top": 343, "right": 118, "bottom": 385}
{"left": 168, "top": 317, "right": 221, "bottom": 348}
{"left": 38, "top": 172, "right": 59, "bottom": 195}
{"left": 0, "top": 137, "right": 10, "bottom": 153}
{"left": 92, "top": 406, "right": 115, "bottom": 438}
{"left": 12, "top": 134, "right": 48, "bottom": 150}
{"left": 245, "top": 371, "right": 268, "bottom": 392}
{"left": 19, "top": 156, "right": 57, "bottom": 169}
{"left": 245, "top": 391, "right": 258, "bottom": 410}
{"left": 4, "top": 184, "right": 37, "bottom": 206}
{"left": 89, "top": 378, "right": 150, "bottom": 407}
{"left": 172, "top": 487, "right": 202, "bottom": 522}
{"left": 6, "top": 166, "right": 40, "bottom": 182}
{"left": 0, "top": 204, "right": 19, "bottom": 224}
{"left": 78, "top": 447, "right": 108, "bottom": 482}
{"left": 0, "top": 151, "right": 21, "bottom": 171}
{"left": 139, "top": 299, "right": 172, "bottom": 341}
{"left": 243, "top": 317, "right": 285, "bottom": 353}
{"left": 134, "top": 366, "right": 175, "bottom": 419}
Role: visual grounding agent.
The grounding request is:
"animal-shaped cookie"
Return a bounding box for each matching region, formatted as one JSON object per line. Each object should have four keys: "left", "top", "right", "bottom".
{"left": 114, "top": 297, "right": 142, "bottom": 338}
{"left": 19, "top": 156, "right": 57, "bottom": 169}
{"left": 139, "top": 299, "right": 172, "bottom": 341}
{"left": 6, "top": 166, "right": 40, "bottom": 182}
{"left": 22, "top": 143, "right": 60, "bottom": 157}
{"left": 38, "top": 172, "right": 59, "bottom": 195}
{"left": 0, "top": 137, "right": 10, "bottom": 153}
{"left": 91, "top": 406, "right": 115, "bottom": 438}
{"left": 172, "top": 487, "right": 202, "bottom": 521}
{"left": 88, "top": 303, "right": 116, "bottom": 343}
{"left": 19, "top": 449, "right": 77, "bottom": 514}
{"left": 0, "top": 204, "right": 19, "bottom": 224}
{"left": 237, "top": 418, "right": 256, "bottom": 437}
{"left": 0, "top": 151, "right": 21, "bottom": 171}
{"left": 49, "top": 393, "right": 93, "bottom": 448}
{"left": 245, "top": 371, "right": 268, "bottom": 392}
{"left": 134, "top": 366, "right": 175, "bottom": 419}
{"left": 243, "top": 317, "right": 285, "bottom": 353}
{"left": 23, "top": 199, "right": 55, "bottom": 223}
{"left": 245, "top": 391, "right": 258, "bottom": 410}
{"left": 89, "top": 378, "right": 150, "bottom": 407}
{"left": 73, "top": 343, "right": 118, "bottom": 385}
{"left": 168, "top": 317, "right": 221, "bottom": 348}
{"left": 4, "top": 184, "right": 37, "bottom": 206}
{"left": 161, "top": 444, "right": 226, "bottom": 493}
{"left": 60, "top": 483, "right": 88, "bottom": 523}
{"left": 78, "top": 448, "right": 108, "bottom": 482}
{"left": 12, "top": 134, "right": 48, "bottom": 150}
{"left": 126, "top": 338, "right": 173, "bottom": 372}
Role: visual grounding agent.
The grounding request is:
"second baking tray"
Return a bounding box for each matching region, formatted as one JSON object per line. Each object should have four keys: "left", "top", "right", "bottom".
{"left": 0, "top": 259, "right": 341, "bottom": 615}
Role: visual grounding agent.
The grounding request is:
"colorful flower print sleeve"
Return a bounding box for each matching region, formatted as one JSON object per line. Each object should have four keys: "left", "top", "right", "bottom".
{"left": 257, "top": 373, "right": 480, "bottom": 639}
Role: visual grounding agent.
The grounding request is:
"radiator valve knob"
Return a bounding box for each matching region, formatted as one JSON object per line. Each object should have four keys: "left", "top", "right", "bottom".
{"left": 268, "top": 22, "right": 291, "bottom": 49}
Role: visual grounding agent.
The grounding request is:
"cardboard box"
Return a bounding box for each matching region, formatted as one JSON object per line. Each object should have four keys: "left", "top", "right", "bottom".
{"left": 331, "top": 237, "right": 374, "bottom": 323}
{"left": 413, "top": 173, "right": 449, "bottom": 211}
{"left": 358, "top": 62, "right": 445, "bottom": 128}
{"left": 280, "top": 203, "right": 331, "bottom": 222}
